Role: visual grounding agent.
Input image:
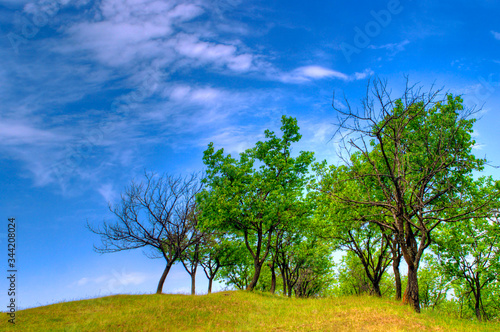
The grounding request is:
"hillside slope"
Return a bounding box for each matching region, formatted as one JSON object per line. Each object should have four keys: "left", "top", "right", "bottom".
{"left": 1, "top": 291, "right": 498, "bottom": 331}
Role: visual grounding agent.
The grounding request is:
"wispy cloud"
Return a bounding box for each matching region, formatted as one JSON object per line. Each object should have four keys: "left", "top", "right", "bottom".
{"left": 97, "top": 183, "right": 118, "bottom": 204}
{"left": 1, "top": 0, "right": 375, "bottom": 195}
{"left": 169, "top": 33, "right": 255, "bottom": 72}
{"left": 0, "top": 121, "right": 65, "bottom": 146}
{"left": 352, "top": 68, "right": 374, "bottom": 80}
{"left": 491, "top": 30, "right": 500, "bottom": 40}
{"left": 201, "top": 125, "right": 265, "bottom": 155}
{"left": 297, "top": 66, "right": 349, "bottom": 80}
{"left": 278, "top": 65, "right": 372, "bottom": 83}
{"left": 368, "top": 39, "right": 410, "bottom": 56}
{"left": 72, "top": 270, "right": 148, "bottom": 293}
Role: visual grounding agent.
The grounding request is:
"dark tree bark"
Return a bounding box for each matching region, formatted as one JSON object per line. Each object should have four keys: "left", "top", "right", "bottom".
{"left": 207, "top": 277, "right": 214, "bottom": 294}
{"left": 244, "top": 227, "right": 273, "bottom": 291}
{"left": 389, "top": 234, "right": 402, "bottom": 300}
{"left": 403, "top": 262, "right": 420, "bottom": 312}
{"left": 268, "top": 262, "right": 276, "bottom": 294}
{"left": 156, "top": 261, "right": 175, "bottom": 294}
{"left": 181, "top": 241, "right": 202, "bottom": 295}
{"left": 474, "top": 286, "right": 482, "bottom": 321}
{"left": 280, "top": 265, "right": 287, "bottom": 295}
{"left": 248, "top": 262, "right": 263, "bottom": 291}
{"left": 191, "top": 269, "right": 196, "bottom": 295}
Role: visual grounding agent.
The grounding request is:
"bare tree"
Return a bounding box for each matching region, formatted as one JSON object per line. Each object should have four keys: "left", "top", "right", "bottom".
{"left": 88, "top": 172, "right": 203, "bottom": 294}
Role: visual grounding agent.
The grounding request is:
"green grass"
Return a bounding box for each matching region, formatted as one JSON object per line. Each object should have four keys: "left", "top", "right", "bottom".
{"left": 1, "top": 291, "right": 498, "bottom": 331}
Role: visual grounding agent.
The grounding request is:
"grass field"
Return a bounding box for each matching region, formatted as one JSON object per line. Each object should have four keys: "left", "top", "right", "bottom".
{"left": 1, "top": 291, "right": 498, "bottom": 331}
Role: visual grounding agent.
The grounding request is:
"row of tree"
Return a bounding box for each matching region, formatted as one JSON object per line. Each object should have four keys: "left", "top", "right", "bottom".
{"left": 89, "top": 79, "right": 500, "bottom": 320}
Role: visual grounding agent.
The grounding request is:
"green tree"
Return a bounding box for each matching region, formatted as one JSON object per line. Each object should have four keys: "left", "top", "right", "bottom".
{"left": 274, "top": 231, "right": 333, "bottom": 297}
{"left": 199, "top": 232, "right": 238, "bottom": 294}
{"left": 198, "top": 116, "right": 315, "bottom": 291}
{"left": 325, "top": 78, "right": 498, "bottom": 312}
{"left": 313, "top": 164, "right": 398, "bottom": 298}
{"left": 333, "top": 251, "right": 372, "bottom": 296}
{"left": 292, "top": 239, "right": 334, "bottom": 298}
{"left": 216, "top": 240, "right": 253, "bottom": 290}
{"left": 418, "top": 254, "right": 451, "bottom": 310}
{"left": 434, "top": 197, "right": 500, "bottom": 321}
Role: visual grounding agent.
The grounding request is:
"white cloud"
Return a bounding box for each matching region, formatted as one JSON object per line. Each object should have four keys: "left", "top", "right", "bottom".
{"left": 97, "top": 183, "right": 118, "bottom": 204}
{"left": 56, "top": 0, "right": 206, "bottom": 68}
{"left": 77, "top": 277, "right": 89, "bottom": 286}
{"left": 353, "top": 68, "right": 374, "bottom": 80}
{"left": 491, "top": 30, "right": 500, "bottom": 40}
{"left": 167, "top": 3, "right": 204, "bottom": 21}
{"left": 165, "top": 84, "right": 225, "bottom": 105}
{"left": 278, "top": 65, "right": 373, "bottom": 83}
{"left": 169, "top": 33, "right": 254, "bottom": 72}
{"left": 298, "top": 65, "right": 348, "bottom": 81}
{"left": 202, "top": 126, "right": 265, "bottom": 155}
{"left": 279, "top": 65, "right": 349, "bottom": 83}
{"left": 368, "top": 40, "right": 410, "bottom": 56}
{"left": 0, "top": 0, "right": 373, "bottom": 194}
{"left": 473, "top": 143, "right": 485, "bottom": 150}
{"left": 54, "top": 0, "right": 257, "bottom": 75}
{"left": 0, "top": 121, "right": 64, "bottom": 146}
{"left": 299, "top": 120, "right": 342, "bottom": 164}
{"left": 73, "top": 270, "right": 148, "bottom": 291}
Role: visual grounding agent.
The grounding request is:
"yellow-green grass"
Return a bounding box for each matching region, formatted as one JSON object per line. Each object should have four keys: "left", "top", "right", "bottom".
{"left": 1, "top": 291, "right": 498, "bottom": 331}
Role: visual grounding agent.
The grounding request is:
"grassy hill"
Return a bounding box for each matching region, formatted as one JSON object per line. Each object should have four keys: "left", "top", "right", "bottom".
{"left": 1, "top": 291, "right": 498, "bottom": 331}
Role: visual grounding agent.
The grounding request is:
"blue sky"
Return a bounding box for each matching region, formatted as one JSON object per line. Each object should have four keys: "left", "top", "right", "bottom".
{"left": 1, "top": 0, "right": 500, "bottom": 309}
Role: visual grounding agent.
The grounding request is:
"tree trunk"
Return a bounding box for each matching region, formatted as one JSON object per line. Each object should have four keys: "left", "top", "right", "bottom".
{"left": 389, "top": 228, "right": 402, "bottom": 300}
{"left": 269, "top": 262, "right": 276, "bottom": 294}
{"left": 474, "top": 280, "right": 482, "bottom": 321}
{"left": 279, "top": 266, "right": 287, "bottom": 295}
{"left": 475, "top": 298, "right": 482, "bottom": 321}
{"left": 207, "top": 278, "right": 213, "bottom": 294}
{"left": 191, "top": 267, "right": 196, "bottom": 295}
{"left": 393, "top": 257, "right": 402, "bottom": 300}
{"left": 372, "top": 281, "right": 382, "bottom": 297}
{"left": 156, "top": 261, "right": 174, "bottom": 294}
{"left": 403, "top": 263, "right": 420, "bottom": 313}
{"left": 247, "top": 261, "right": 262, "bottom": 291}
{"left": 398, "top": 222, "right": 422, "bottom": 313}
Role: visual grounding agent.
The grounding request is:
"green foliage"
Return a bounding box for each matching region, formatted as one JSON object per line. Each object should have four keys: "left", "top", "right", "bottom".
{"left": 215, "top": 239, "right": 254, "bottom": 290}
{"left": 333, "top": 251, "right": 372, "bottom": 296}
{"left": 290, "top": 237, "right": 335, "bottom": 298}
{"left": 332, "top": 251, "right": 394, "bottom": 297}
{"left": 433, "top": 200, "right": 500, "bottom": 320}
{"left": 418, "top": 254, "right": 452, "bottom": 310}
{"left": 198, "top": 116, "right": 315, "bottom": 290}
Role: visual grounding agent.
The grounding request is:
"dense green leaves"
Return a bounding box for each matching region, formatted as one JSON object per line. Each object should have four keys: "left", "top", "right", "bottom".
{"left": 433, "top": 204, "right": 500, "bottom": 320}
{"left": 198, "top": 116, "right": 315, "bottom": 291}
